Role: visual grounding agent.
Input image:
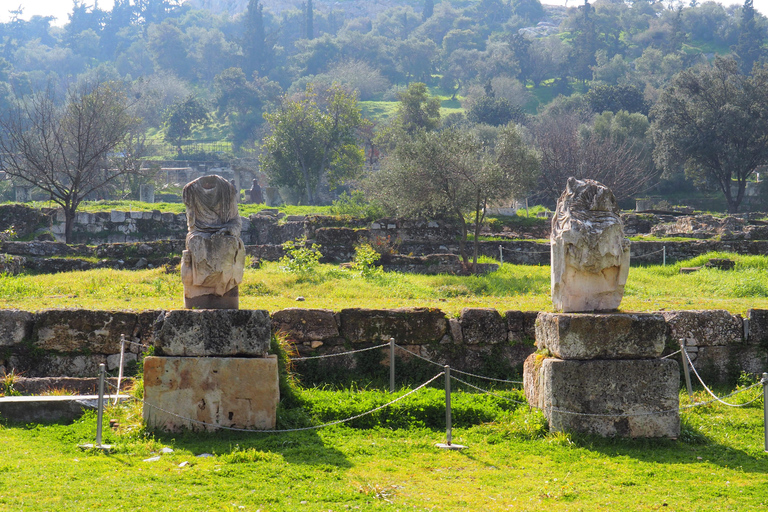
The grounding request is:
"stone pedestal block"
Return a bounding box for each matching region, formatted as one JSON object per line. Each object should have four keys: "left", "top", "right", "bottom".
{"left": 153, "top": 309, "right": 271, "bottom": 357}
{"left": 535, "top": 312, "right": 666, "bottom": 359}
{"left": 143, "top": 356, "right": 279, "bottom": 431}
{"left": 524, "top": 356, "right": 679, "bottom": 438}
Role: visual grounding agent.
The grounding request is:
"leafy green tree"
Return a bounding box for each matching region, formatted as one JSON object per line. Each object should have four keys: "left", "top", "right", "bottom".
{"left": 467, "top": 94, "right": 524, "bottom": 126}
{"left": 371, "top": 125, "right": 539, "bottom": 271}
{"left": 163, "top": 95, "right": 210, "bottom": 154}
{"left": 733, "top": 0, "right": 764, "bottom": 74}
{"left": 652, "top": 57, "right": 768, "bottom": 213}
{"left": 261, "top": 84, "right": 364, "bottom": 205}
{"left": 392, "top": 82, "right": 441, "bottom": 135}
{"left": 585, "top": 84, "right": 649, "bottom": 115}
{"left": 215, "top": 67, "right": 281, "bottom": 150}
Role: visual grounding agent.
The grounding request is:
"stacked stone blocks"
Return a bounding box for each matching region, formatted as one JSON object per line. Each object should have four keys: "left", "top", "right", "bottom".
{"left": 525, "top": 313, "right": 680, "bottom": 438}
{"left": 143, "top": 310, "right": 278, "bottom": 431}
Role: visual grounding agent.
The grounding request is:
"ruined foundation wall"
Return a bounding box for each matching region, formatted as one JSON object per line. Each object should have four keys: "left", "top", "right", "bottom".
{"left": 1, "top": 308, "right": 765, "bottom": 386}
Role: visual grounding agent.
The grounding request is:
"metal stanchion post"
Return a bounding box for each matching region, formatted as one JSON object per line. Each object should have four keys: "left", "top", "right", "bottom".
{"left": 445, "top": 365, "right": 452, "bottom": 445}
{"left": 663, "top": 246, "right": 666, "bottom": 266}
{"left": 680, "top": 341, "right": 693, "bottom": 398}
{"left": 390, "top": 338, "right": 395, "bottom": 393}
{"left": 436, "top": 365, "right": 465, "bottom": 450}
{"left": 499, "top": 245, "right": 503, "bottom": 265}
{"left": 78, "top": 363, "right": 113, "bottom": 452}
{"left": 763, "top": 372, "right": 767, "bottom": 453}
{"left": 96, "top": 363, "right": 105, "bottom": 446}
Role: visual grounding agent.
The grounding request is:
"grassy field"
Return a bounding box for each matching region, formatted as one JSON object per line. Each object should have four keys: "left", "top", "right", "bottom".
{"left": 1, "top": 252, "right": 768, "bottom": 314}
{"left": 0, "top": 382, "right": 765, "bottom": 511}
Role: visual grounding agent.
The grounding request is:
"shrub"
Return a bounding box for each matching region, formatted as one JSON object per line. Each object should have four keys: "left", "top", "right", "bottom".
{"left": 279, "top": 237, "right": 322, "bottom": 275}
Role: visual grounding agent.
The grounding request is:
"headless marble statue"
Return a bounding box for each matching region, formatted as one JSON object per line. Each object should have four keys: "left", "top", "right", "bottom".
{"left": 181, "top": 175, "right": 245, "bottom": 309}
{"left": 550, "top": 177, "right": 630, "bottom": 312}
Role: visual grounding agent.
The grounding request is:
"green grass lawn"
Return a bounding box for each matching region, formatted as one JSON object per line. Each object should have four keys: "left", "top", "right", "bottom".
{"left": 2, "top": 252, "right": 768, "bottom": 314}
{"left": 0, "top": 382, "right": 765, "bottom": 511}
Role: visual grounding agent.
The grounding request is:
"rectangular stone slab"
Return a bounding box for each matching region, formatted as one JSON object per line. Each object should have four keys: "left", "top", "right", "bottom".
{"left": 528, "top": 357, "right": 679, "bottom": 438}
{"left": 153, "top": 309, "right": 271, "bottom": 357}
{"left": 535, "top": 312, "right": 666, "bottom": 359}
{"left": 143, "top": 356, "right": 279, "bottom": 431}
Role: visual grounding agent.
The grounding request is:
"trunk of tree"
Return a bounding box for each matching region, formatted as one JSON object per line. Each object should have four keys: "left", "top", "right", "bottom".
{"left": 456, "top": 213, "right": 470, "bottom": 271}
{"left": 64, "top": 207, "right": 76, "bottom": 244}
{"left": 471, "top": 191, "right": 484, "bottom": 273}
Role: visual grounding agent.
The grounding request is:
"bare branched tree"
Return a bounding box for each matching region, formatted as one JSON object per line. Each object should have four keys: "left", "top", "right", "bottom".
{"left": 533, "top": 112, "right": 658, "bottom": 205}
{"left": 0, "top": 81, "right": 142, "bottom": 242}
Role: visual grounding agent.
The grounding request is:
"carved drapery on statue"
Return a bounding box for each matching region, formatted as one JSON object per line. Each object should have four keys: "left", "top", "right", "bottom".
{"left": 550, "top": 178, "right": 630, "bottom": 312}
{"left": 181, "top": 175, "right": 245, "bottom": 309}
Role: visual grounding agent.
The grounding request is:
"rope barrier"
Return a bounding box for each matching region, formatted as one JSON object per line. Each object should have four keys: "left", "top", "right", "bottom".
{"left": 681, "top": 382, "right": 764, "bottom": 409}
{"left": 394, "top": 345, "right": 446, "bottom": 368}
{"left": 142, "top": 372, "right": 445, "bottom": 433}
{"left": 683, "top": 350, "right": 764, "bottom": 408}
{"left": 450, "top": 375, "right": 529, "bottom": 405}
{"left": 499, "top": 245, "right": 551, "bottom": 255}
{"left": 631, "top": 247, "right": 667, "bottom": 259}
{"left": 292, "top": 343, "right": 389, "bottom": 361}
{"left": 449, "top": 367, "right": 524, "bottom": 385}
{"left": 661, "top": 349, "right": 682, "bottom": 359}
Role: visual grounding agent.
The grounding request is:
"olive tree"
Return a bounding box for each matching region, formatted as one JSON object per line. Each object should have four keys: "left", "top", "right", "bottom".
{"left": 651, "top": 57, "right": 768, "bottom": 213}
{"left": 371, "top": 125, "right": 539, "bottom": 271}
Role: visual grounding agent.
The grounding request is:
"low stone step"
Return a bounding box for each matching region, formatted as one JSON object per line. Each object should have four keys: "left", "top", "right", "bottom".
{"left": 0, "top": 394, "right": 130, "bottom": 423}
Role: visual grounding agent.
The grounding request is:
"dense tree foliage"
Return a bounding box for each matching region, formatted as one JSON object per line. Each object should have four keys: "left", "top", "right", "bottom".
{"left": 260, "top": 84, "right": 364, "bottom": 205}
{"left": 371, "top": 125, "right": 539, "bottom": 270}
{"left": 1, "top": 0, "right": 768, "bottom": 214}
{"left": 652, "top": 57, "right": 768, "bottom": 213}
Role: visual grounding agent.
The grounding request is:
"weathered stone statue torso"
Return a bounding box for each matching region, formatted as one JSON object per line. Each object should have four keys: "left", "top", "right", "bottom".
{"left": 180, "top": 175, "right": 245, "bottom": 309}
{"left": 550, "top": 177, "right": 630, "bottom": 312}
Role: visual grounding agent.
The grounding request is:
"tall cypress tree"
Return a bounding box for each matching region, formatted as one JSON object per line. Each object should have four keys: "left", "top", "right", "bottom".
{"left": 423, "top": 0, "right": 434, "bottom": 21}
{"left": 306, "top": 0, "right": 314, "bottom": 40}
{"left": 734, "top": 0, "right": 764, "bottom": 74}
{"left": 570, "top": 0, "right": 597, "bottom": 84}
{"left": 243, "top": 0, "right": 269, "bottom": 76}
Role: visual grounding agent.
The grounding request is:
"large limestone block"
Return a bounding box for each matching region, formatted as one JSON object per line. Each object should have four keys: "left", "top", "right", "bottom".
{"left": 153, "top": 309, "right": 271, "bottom": 357}
{"left": 663, "top": 310, "right": 743, "bottom": 348}
{"left": 459, "top": 308, "right": 507, "bottom": 345}
{"left": 271, "top": 308, "right": 339, "bottom": 343}
{"left": 525, "top": 357, "right": 680, "bottom": 438}
{"left": 33, "top": 309, "right": 139, "bottom": 353}
{"left": 143, "top": 356, "right": 279, "bottom": 431}
{"left": 339, "top": 308, "right": 447, "bottom": 344}
{"left": 0, "top": 309, "right": 34, "bottom": 347}
{"left": 551, "top": 178, "right": 630, "bottom": 312}
{"left": 505, "top": 311, "right": 538, "bottom": 344}
{"left": 535, "top": 312, "right": 666, "bottom": 359}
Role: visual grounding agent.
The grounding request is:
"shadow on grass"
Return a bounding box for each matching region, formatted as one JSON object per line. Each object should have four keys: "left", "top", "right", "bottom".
{"left": 148, "top": 428, "right": 354, "bottom": 469}
{"left": 560, "top": 423, "right": 768, "bottom": 474}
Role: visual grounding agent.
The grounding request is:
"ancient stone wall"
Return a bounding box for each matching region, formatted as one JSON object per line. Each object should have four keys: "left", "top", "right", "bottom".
{"left": 1, "top": 308, "right": 765, "bottom": 387}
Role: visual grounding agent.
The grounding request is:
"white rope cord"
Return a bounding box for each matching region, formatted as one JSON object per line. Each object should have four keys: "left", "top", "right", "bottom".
{"left": 631, "top": 247, "right": 667, "bottom": 259}
{"left": 661, "top": 349, "right": 682, "bottom": 359}
{"left": 450, "top": 375, "right": 529, "bottom": 405}
{"left": 394, "top": 345, "right": 446, "bottom": 368}
{"left": 499, "top": 245, "right": 550, "bottom": 255}
{"left": 680, "top": 381, "right": 764, "bottom": 409}
{"left": 141, "top": 371, "right": 445, "bottom": 433}
{"left": 449, "top": 366, "right": 524, "bottom": 385}
{"left": 292, "top": 343, "right": 389, "bottom": 361}
{"left": 683, "top": 350, "right": 764, "bottom": 408}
